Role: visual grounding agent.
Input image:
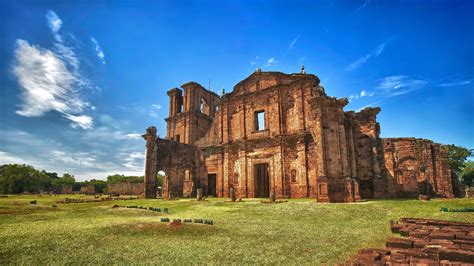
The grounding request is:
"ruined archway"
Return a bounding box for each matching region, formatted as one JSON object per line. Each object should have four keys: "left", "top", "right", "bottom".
{"left": 395, "top": 156, "right": 420, "bottom": 197}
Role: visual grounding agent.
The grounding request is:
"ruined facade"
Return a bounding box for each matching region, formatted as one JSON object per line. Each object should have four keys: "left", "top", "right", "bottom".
{"left": 143, "top": 69, "right": 454, "bottom": 202}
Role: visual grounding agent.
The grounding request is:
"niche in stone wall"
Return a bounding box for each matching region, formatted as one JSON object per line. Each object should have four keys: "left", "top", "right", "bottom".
{"left": 290, "top": 169, "right": 297, "bottom": 183}
{"left": 184, "top": 169, "right": 192, "bottom": 180}
{"left": 396, "top": 157, "right": 420, "bottom": 194}
{"left": 200, "top": 97, "right": 210, "bottom": 115}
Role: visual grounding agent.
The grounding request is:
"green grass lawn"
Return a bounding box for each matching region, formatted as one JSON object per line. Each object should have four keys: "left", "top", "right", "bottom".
{"left": 0, "top": 195, "right": 473, "bottom": 264}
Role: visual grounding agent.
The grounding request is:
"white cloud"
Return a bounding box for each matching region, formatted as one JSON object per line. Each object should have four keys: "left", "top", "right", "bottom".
{"left": 0, "top": 150, "right": 30, "bottom": 165}
{"left": 50, "top": 150, "right": 97, "bottom": 168}
{"left": 13, "top": 40, "right": 93, "bottom": 129}
{"left": 289, "top": 34, "right": 300, "bottom": 50}
{"left": 12, "top": 10, "right": 95, "bottom": 130}
{"left": 63, "top": 114, "right": 93, "bottom": 129}
{"left": 126, "top": 133, "right": 142, "bottom": 139}
{"left": 249, "top": 56, "right": 259, "bottom": 66}
{"left": 299, "top": 57, "right": 305, "bottom": 63}
{"left": 147, "top": 104, "right": 162, "bottom": 118}
{"left": 46, "top": 10, "right": 62, "bottom": 33}
{"left": 348, "top": 89, "right": 374, "bottom": 100}
{"left": 46, "top": 10, "right": 79, "bottom": 70}
{"left": 149, "top": 111, "right": 159, "bottom": 118}
{"left": 377, "top": 75, "right": 428, "bottom": 96}
{"left": 346, "top": 43, "right": 385, "bottom": 71}
{"left": 91, "top": 37, "right": 106, "bottom": 64}
{"left": 120, "top": 151, "right": 145, "bottom": 171}
{"left": 266, "top": 57, "right": 277, "bottom": 66}
{"left": 439, "top": 80, "right": 471, "bottom": 87}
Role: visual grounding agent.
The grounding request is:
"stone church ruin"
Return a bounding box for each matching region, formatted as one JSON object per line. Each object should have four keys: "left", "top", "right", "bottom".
{"left": 142, "top": 68, "right": 454, "bottom": 202}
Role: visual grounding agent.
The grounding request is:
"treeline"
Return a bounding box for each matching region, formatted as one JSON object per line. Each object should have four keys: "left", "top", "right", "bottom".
{"left": 0, "top": 164, "right": 159, "bottom": 194}
{"left": 448, "top": 145, "right": 473, "bottom": 187}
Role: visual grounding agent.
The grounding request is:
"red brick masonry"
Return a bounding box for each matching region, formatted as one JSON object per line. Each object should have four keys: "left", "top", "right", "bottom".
{"left": 349, "top": 218, "right": 474, "bottom": 265}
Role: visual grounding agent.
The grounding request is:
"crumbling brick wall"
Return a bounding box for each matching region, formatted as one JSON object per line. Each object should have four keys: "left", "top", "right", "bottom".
{"left": 80, "top": 184, "right": 95, "bottom": 195}
{"left": 107, "top": 183, "right": 144, "bottom": 195}
{"left": 383, "top": 138, "right": 453, "bottom": 198}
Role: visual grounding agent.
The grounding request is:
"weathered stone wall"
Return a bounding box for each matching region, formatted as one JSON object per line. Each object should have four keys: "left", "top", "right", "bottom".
{"left": 383, "top": 138, "right": 453, "bottom": 198}
{"left": 107, "top": 183, "right": 144, "bottom": 195}
{"left": 166, "top": 82, "right": 220, "bottom": 144}
{"left": 80, "top": 184, "right": 95, "bottom": 195}
{"left": 143, "top": 70, "right": 455, "bottom": 202}
{"left": 151, "top": 138, "right": 206, "bottom": 198}
{"left": 59, "top": 185, "right": 73, "bottom": 194}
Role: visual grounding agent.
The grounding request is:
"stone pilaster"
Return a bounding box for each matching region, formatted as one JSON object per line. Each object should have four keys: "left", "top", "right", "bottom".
{"left": 143, "top": 126, "right": 158, "bottom": 198}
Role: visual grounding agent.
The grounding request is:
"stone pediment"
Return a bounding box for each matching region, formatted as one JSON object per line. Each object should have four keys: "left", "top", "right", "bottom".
{"left": 230, "top": 71, "right": 320, "bottom": 97}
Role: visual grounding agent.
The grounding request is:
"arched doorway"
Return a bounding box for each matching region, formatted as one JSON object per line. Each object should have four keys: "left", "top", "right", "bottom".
{"left": 359, "top": 179, "right": 374, "bottom": 199}
{"left": 396, "top": 157, "right": 420, "bottom": 197}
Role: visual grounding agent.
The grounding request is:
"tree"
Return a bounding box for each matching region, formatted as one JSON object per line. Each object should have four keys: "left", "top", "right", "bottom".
{"left": 157, "top": 172, "right": 164, "bottom": 187}
{"left": 461, "top": 161, "right": 474, "bottom": 187}
{"left": 89, "top": 179, "right": 107, "bottom": 193}
{"left": 106, "top": 174, "right": 143, "bottom": 184}
{"left": 448, "top": 145, "right": 473, "bottom": 183}
{"left": 0, "top": 164, "right": 49, "bottom": 194}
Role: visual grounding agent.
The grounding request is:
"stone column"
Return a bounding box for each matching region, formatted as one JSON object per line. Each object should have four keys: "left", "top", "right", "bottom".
{"left": 143, "top": 126, "right": 158, "bottom": 199}
{"left": 196, "top": 188, "right": 203, "bottom": 201}
{"left": 230, "top": 187, "right": 236, "bottom": 202}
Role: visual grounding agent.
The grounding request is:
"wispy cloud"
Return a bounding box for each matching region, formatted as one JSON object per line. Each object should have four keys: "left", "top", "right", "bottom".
{"left": 346, "top": 43, "right": 385, "bottom": 71}
{"left": 13, "top": 40, "right": 93, "bottom": 129}
{"left": 356, "top": 0, "right": 371, "bottom": 12}
{"left": 50, "top": 150, "right": 98, "bottom": 168}
{"left": 46, "top": 10, "right": 80, "bottom": 70}
{"left": 46, "top": 10, "right": 62, "bottom": 33}
{"left": 148, "top": 104, "right": 162, "bottom": 118}
{"left": 12, "top": 10, "right": 94, "bottom": 129}
{"left": 349, "top": 89, "right": 374, "bottom": 100}
{"left": 349, "top": 75, "right": 430, "bottom": 104}
{"left": 120, "top": 151, "right": 145, "bottom": 171}
{"left": 250, "top": 56, "right": 259, "bottom": 66}
{"left": 377, "top": 75, "right": 428, "bottom": 96}
{"left": 125, "top": 133, "right": 142, "bottom": 139}
{"left": 266, "top": 57, "right": 277, "bottom": 66}
{"left": 289, "top": 34, "right": 300, "bottom": 50}
{"left": 91, "top": 37, "right": 106, "bottom": 64}
{"left": 63, "top": 114, "right": 93, "bottom": 129}
{"left": 439, "top": 80, "right": 471, "bottom": 87}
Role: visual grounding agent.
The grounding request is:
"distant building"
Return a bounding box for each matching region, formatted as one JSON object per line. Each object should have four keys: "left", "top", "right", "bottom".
{"left": 142, "top": 69, "right": 454, "bottom": 202}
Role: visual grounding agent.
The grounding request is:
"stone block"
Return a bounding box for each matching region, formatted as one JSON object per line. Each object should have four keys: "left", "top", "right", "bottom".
{"left": 438, "top": 248, "right": 474, "bottom": 263}
{"left": 386, "top": 238, "right": 414, "bottom": 249}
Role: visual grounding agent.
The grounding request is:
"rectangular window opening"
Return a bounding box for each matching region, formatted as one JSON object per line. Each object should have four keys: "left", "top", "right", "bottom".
{"left": 175, "top": 135, "right": 180, "bottom": 143}
{"left": 255, "top": 110, "right": 266, "bottom": 131}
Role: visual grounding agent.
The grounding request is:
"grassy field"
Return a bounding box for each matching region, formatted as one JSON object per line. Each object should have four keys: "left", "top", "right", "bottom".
{"left": 0, "top": 195, "right": 473, "bottom": 264}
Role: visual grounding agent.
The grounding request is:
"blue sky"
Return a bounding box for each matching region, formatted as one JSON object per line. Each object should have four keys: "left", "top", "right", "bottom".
{"left": 0, "top": 0, "right": 472, "bottom": 180}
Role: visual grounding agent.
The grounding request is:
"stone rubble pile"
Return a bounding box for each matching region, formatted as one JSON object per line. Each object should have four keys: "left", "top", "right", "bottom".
{"left": 349, "top": 218, "right": 474, "bottom": 265}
